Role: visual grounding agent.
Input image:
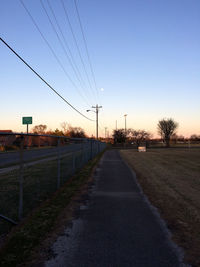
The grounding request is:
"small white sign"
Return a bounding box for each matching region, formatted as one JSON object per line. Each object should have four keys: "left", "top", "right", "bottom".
{"left": 138, "top": 146, "right": 146, "bottom": 152}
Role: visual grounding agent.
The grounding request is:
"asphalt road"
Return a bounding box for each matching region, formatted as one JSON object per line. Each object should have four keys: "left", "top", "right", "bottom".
{"left": 0, "top": 144, "right": 83, "bottom": 168}
{"left": 45, "top": 150, "right": 184, "bottom": 267}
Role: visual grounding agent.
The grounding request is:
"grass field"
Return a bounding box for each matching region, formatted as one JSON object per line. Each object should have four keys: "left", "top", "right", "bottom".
{"left": 120, "top": 148, "right": 200, "bottom": 266}
{"left": 0, "top": 150, "right": 105, "bottom": 267}
{"left": 0, "top": 151, "right": 84, "bottom": 236}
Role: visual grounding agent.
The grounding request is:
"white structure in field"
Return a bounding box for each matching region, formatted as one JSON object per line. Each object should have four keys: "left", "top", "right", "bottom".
{"left": 138, "top": 146, "right": 146, "bottom": 152}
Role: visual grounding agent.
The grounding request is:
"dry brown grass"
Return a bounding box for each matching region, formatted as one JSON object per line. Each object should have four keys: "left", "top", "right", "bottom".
{"left": 120, "top": 148, "right": 200, "bottom": 267}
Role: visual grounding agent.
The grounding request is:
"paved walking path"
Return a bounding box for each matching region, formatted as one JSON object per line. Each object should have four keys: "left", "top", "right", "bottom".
{"left": 45, "top": 150, "right": 184, "bottom": 267}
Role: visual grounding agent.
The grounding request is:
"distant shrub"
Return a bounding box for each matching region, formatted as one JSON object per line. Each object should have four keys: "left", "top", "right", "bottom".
{"left": 0, "top": 145, "right": 5, "bottom": 152}
{"left": 4, "top": 145, "right": 19, "bottom": 151}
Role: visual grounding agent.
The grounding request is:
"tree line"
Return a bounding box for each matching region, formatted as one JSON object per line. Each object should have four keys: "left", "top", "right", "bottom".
{"left": 112, "top": 118, "right": 199, "bottom": 148}
{"left": 31, "top": 118, "right": 199, "bottom": 148}
{"left": 32, "top": 122, "right": 87, "bottom": 138}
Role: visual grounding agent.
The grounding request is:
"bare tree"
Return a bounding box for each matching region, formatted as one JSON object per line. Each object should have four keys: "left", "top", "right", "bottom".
{"left": 112, "top": 129, "right": 126, "bottom": 143}
{"left": 60, "top": 122, "right": 69, "bottom": 135}
{"left": 67, "top": 126, "right": 86, "bottom": 138}
{"left": 32, "top": 124, "right": 47, "bottom": 134}
{"left": 60, "top": 123, "right": 86, "bottom": 138}
{"left": 53, "top": 128, "right": 64, "bottom": 136}
{"left": 157, "top": 118, "right": 178, "bottom": 147}
{"left": 128, "top": 129, "right": 151, "bottom": 147}
{"left": 190, "top": 134, "right": 200, "bottom": 141}
{"left": 190, "top": 134, "right": 200, "bottom": 143}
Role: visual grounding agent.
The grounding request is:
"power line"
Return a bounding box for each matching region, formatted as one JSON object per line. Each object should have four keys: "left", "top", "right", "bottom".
{"left": 40, "top": 0, "right": 91, "bottom": 104}
{"left": 42, "top": 1, "right": 83, "bottom": 88}
{"left": 60, "top": 0, "right": 98, "bottom": 104}
{"left": 74, "top": 0, "right": 100, "bottom": 103}
{"left": 0, "top": 37, "right": 94, "bottom": 121}
{"left": 46, "top": 0, "right": 86, "bottom": 89}
{"left": 46, "top": 0, "right": 95, "bottom": 106}
{"left": 20, "top": 0, "right": 91, "bottom": 107}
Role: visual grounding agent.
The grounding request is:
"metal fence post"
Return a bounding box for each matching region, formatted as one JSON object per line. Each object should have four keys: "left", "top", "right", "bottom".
{"left": 87, "top": 141, "right": 89, "bottom": 161}
{"left": 82, "top": 142, "right": 84, "bottom": 165}
{"left": 84, "top": 142, "right": 87, "bottom": 163}
{"left": 73, "top": 153, "right": 76, "bottom": 174}
{"left": 19, "top": 135, "right": 24, "bottom": 220}
{"left": 90, "top": 140, "right": 93, "bottom": 159}
{"left": 57, "top": 137, "right": 61, "bottom": 189}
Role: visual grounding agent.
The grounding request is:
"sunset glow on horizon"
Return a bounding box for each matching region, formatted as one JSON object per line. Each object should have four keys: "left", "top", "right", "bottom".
{"left": 1, "top": 0, "right": 199, "bottom": 138}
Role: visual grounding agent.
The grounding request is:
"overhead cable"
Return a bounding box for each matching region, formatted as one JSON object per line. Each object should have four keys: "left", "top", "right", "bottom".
{"left": 0, "top": 37, "right": 94, "bottom": 121}
{"left": 46, "top": 0, "right": 85, "bottom": 86}
{"left": 40, "top": 1, "right": 83, "bottom": 90}
{"left": 20, "top": 0, "right": 91, "bottom": 107}
{"left": 61, "top": 0, "right": 98, "bottom": 103}
{"left": 74, "top": 0, "right": 100, "bottom": 102}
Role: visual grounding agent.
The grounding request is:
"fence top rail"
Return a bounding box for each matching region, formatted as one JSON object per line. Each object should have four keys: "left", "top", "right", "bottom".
{"left": 0, "top": 132, "right": 99, "bottom": 142}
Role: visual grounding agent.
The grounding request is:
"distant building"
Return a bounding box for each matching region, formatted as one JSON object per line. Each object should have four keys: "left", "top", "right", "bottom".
{"left": 0, "top": 130, "right": 16, "bottom": 146}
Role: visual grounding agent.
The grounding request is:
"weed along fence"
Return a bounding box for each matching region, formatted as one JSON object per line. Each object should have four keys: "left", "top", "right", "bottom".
{"left": 0, "top": 132, "right": 106, "bottom": 235}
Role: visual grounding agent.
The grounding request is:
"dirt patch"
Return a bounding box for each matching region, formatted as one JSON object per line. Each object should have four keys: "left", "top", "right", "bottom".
{"left": 26, "top": 178, "right": 95, "bottom": 267}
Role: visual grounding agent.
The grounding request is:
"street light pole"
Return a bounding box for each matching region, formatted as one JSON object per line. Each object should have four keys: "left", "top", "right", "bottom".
{"left": 124, "top": 114, "right": 127, "bottom": 135}
{"left": 105, "top": 127, "right": 107, "bottom": 139}
{"left": 87, "top": 104, "right": 102, "bottom": 140}
{"left": 96, "top": 107, "right": 98, "bottom": 139}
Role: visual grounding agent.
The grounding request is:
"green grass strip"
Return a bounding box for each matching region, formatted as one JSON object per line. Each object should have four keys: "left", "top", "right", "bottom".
{"left": 0, "top": 150, "right": 105, "bottom": 267}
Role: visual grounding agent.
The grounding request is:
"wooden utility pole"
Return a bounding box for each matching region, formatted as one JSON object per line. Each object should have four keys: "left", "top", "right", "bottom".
{"left": 87, "top": 104, "right": 102, "bottom": 140}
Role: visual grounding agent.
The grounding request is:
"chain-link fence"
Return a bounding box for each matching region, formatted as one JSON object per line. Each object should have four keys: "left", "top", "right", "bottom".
{"left": 0, "top": 133, "right": 106, "bottom": 236}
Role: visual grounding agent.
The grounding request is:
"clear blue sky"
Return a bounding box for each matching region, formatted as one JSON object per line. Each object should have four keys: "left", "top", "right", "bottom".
{"left": 1, "top": 0, "right": 200, "bottom": 137}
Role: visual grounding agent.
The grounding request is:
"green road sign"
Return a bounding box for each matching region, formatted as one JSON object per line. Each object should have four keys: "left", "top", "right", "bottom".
{"left": 22, "top": 117, "right": 32, "bottom": 125}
